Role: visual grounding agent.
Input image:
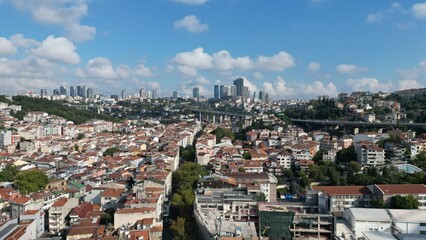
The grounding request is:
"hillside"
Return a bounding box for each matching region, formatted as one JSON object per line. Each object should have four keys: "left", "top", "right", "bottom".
{"left": 1, "top": 95, "right": 119, "bottom": 125}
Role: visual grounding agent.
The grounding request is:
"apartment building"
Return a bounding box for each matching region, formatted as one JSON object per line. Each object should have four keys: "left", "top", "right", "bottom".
{"left": 355, "top": 142, "right": 385, "bottom": 166}
{"left": 49, "top": 198, "right": 78, "bottom": 234}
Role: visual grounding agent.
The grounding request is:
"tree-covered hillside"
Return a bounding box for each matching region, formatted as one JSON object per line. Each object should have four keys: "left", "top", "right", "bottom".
{"left": 1, "top": 95, "right": 119, "bottom": 125}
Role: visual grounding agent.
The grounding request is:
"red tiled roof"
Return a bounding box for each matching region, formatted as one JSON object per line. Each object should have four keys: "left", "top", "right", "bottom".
{"left": 101, "top": 188, "right": 123, "bottom": 198}
{"left": 375, "top": 184, "right": 426, "bottom": 195}
{"left": 10, "top": 197, "right": 31, "bottom": 205}
{"left": 311, "top": 186, "right": 372, "bottom": 195}
{"left": 22, "top": 210, "right": 39, "bottom": 215}
{"left": 52, "top": 198, "right": 68, "bottom": 207}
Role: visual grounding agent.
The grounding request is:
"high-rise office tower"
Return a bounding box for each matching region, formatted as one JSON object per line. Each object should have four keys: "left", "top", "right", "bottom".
{"left": 53, "top": 89, "right": 60, "bottom": 95}
{"left": 81, "top": 86, "right": 87, "bottom": 98}
{"left": 87, "top": 88, "right": 94, "bottom": 99}
{"left": 152, "top": 90, "right": 157, "bottom": 99}
{"left": 40, "top": 89, "right": 47, "bottom": 98}
{"left": 214, "top": 85, "right": 220, "bottom": 100}
{"left": 259, "top": 91, "right": 264, "bottom": 101}
{"left": 223, "top": 86, "right": 230, "bottom": 98}
{"left": 233, "top": 78, "right": 244, "bottom": 96}
{"left": 59, "top": 86, "right": 67, "bottom": 96}
{"left": 193, "top": 87, "right": 200, "bottom": 99}
{"left": 172, "top": 91, "right": 178, "bottom": 98}
{"left": 121, "top": 90, "right": 126, "bottom": 99}
{"left": 253, "top": 91, "right": 256, "bottom": 99}
{"left": 76, "top": 85, "right": 82, "bottom": 97}
{"left": 243, "top": 86, "right": 249, "bottom": 98}
{"left": 265, "top": 93, "right": 269, "bottom": 102}
{"left": 70, "top": 86, "right": 75, "bottom": 97}
{"left": 139, "top": 88, "right": 144, "bottom": 99}
{"left": 230, "top": 85, "right": 237, "bottom": 97}
{"left": 220, "top": 85, "right": 225, "bottom": 99}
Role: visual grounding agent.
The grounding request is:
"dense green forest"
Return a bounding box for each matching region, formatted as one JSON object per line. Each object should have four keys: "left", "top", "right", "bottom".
{"left": 0, "top": 95, "right": 118, "bottom": 125}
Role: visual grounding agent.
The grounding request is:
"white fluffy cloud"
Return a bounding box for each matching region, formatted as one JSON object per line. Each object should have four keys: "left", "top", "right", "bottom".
{"left": 263, "top": 77, "right": 295, "bottom": 97}
{"left": 78, "top": 57, "right": 117, "bottom": 79}
{"left": 173, "top": 0, "right": 208, "bottom": 5}
{"left": 147, "top": 81, "right": 161, "bottom": 90}
{"left": 10, "top": 34, "right": 40, "bottom": 48}
{"left": 307, "top": 61, "right": 321, "bottom": 72}
{"left": 12, "top": 0, "right": 96, "bottom": 42}
{"left": 397, "top": 59, "right": 426, "bottom": 79}
{"left": 180, "top": 75, "right": 212, "bottom": 97}
{"left": 171, "top": 48, "right": 295, "bottom": 76}
{"left": 257, "top": 51, "right": 295, "bottom": 71}
{"left": 398, "top": 79, "right": 424, "bottom": 90}
{"left": 133, "top": 64, "right": 155, "bottom": 77}
{"left": 346, "top": 77, "right": 393, "bottom": 92}
{"left": 32, "top": 36, "right": 80, "bottom": 64}
{"left": 336, "top": 64, "right": 368, "bottom": 74}
{"left": 243, "top": 77, "right": 258, "bottom": 94}
{"left": 301, "top": 81, "right": 338, "bottom": 97}
{"left": 0, "top": 37, "right": 17, "bottom": 55}
{"left": 412, "top": 3, "right": 426, "bottom": 19}
{"left": 0, "top": 55, "right": 64, "bottom": 94}
{"left": 77, "top": 57, "right": 155, "bottom": 82}
{"left": 172, "top": 47, "right": 213, "bottom": 70}
{"left": 212, "top": 50, "right": 255, "bottom": 71}
{"left": 174, "top": 15, "right": 209, "bottom": 33}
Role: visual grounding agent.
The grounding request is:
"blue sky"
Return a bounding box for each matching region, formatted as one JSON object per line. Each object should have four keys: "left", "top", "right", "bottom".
{"left": 0, "top": 0, "right": 425, "bottom": 99}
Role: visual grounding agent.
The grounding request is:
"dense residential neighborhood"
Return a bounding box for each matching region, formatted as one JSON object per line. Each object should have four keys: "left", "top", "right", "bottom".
{"left": 0, "top": 87, "right": 425, "bottom": 240}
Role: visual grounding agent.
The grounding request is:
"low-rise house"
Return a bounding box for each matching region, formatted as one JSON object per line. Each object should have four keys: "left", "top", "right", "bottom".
{"left": 100, "top": 188, "right": 124, "bottom": 211}
{"left": 114, "top": 207, "right": 158, "bottom": 230}
{"left": 9, "top": 197, "right": 43, "bottom": 219}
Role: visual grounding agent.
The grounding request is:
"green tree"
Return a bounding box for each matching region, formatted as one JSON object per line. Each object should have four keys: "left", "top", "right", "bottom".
{"left": 0, "top": 165, "right": 20, "bottom": 182}
{"left": 390, "top": 195, "right": 419, "bottom": 209}
{"left": 336, "top": 146, "right": 356, "bottom": 164}
{"left": 312, "top": 150, "right": 324, "bottom": 163}
{"left": 351, "top": 173, "right": 371, "bottom": 185}
{"left": 211, "top": 127, "right": 234, "bottom": 143}
{"left": 76, "top": 133, "right": 85, "bottom": 140}
{"left": 238, "top": 167, "right": 246, "bottom": 173}
{"left": 299, "top": 176, "right": 311, "bottom": 189}
{"left": 100, "top": 209, "right": 115, "bottom": 225}
{"left": 255, "top": 192, "right": 267, "bottom": 202}
{"left": 170, "top": 217, "right": 187, "bottom": 240}
{"left": 103, "top": 147, "right": 119, "bottom": 157}
{"left": 282, "top": 169, "right": 293, "bottom": 179}
{"left": 371, "top": 198, "right": 385, "bottom": 208}
{"left": 14, "top": 170, "right": 48, "bottom": 194}
{"left": 309, "top": 165, "right": 323, "bottom": 181}
{"left": 242, "top": 151, "right": 252, "bottom": 160}
{"left": 180, "top": 146, "right": 196, "bottom": 162}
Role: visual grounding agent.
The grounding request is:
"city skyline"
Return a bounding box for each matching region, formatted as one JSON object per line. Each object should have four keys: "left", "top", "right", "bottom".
{"left": 0, "top": 1, "right": 425, "bottom": 99}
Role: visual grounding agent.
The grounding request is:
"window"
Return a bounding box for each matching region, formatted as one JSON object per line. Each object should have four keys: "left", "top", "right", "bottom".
{"left": 420, "top": 223, "right": 426, "bottom": 227}
{"left": 420, "top": 230, "right": 426, "bottom": 235}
